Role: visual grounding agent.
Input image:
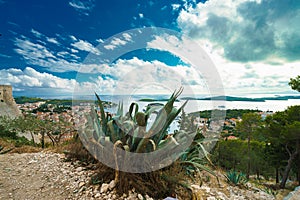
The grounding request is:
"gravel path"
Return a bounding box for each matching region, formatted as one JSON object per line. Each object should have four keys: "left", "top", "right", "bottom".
{"left": 0, "top": 152, "right": 89, "bottom": 200}
{"left": 0, "top": 152, "right": 152, "bottom": 200}
{"left": 0, "top": 152, "right": 299, "bottom": 200}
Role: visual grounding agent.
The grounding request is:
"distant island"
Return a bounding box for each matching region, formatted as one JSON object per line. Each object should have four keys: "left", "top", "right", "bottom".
{"left": 15, "top": 95, "right": 300, "bottom": 105}
{"left": 14, "top": 96, "right": 117, "bottom": 107}
{"left": 139, "top": 98, "right": 180, "bottom": 102}
{"left": 180, "top": 95, "right": 300, "bottom": 102}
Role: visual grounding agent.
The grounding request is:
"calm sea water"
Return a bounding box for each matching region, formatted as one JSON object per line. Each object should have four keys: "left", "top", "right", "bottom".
{"left": 41, "top": 93, "right": 300, "bottom": 113}
{"left": 90, "top": 95, "right": 300, "bottom": 113}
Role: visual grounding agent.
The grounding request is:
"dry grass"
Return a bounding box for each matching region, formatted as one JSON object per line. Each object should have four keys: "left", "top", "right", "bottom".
{"left": 90, "top": 161, "right": 192, "bottom": 199}
{"left": 63, "top": 139, "right": 98, "bottom": 164}
{"left": 10, "top": 145, "right": 42, "bottom": 153}
{"left": 0, "top": 138, "right": 42, "bottom": 154}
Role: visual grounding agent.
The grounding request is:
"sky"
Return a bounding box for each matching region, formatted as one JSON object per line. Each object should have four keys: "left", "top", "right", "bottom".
{"left": 0, "top": 0, "right": 299, "bottom": 98}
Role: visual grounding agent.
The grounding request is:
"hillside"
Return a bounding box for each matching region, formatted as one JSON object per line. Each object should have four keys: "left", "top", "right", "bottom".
{"left": 1, "top": 152, "right": 298, "bottom": 200}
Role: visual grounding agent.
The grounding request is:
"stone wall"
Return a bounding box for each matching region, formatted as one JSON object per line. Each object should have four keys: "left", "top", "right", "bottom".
{"left": 0, "top": 85, "right": 21, "bottom": 118}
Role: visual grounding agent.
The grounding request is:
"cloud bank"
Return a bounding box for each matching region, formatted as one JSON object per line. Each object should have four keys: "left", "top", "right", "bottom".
{"left": 177, "top": 0, "right": 300, "bottom": 62}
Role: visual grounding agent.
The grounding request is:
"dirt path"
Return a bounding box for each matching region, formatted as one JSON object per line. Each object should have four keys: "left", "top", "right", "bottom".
{"left": 0, "top": 152, "right": 88, "bottom": 200}
{"left": 0, "top": 152, "right": 152, "bottom": 200}
{"left": 1, "top": 152, "right": 299, "bottom": 200}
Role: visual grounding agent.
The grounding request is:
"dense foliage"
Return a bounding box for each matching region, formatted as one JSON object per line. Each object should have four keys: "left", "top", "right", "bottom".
{"left": 289, "top": 75, "right": 300, "bottom": 92}
{"left": 190, "top": 109, "right": 262, "bottom": 119}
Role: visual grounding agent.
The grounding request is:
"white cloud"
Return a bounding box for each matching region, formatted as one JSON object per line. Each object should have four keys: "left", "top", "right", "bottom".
{"left": 76, "top": 57, "right": 207, "bottom": 95}
{"left": 31, "top": 29, "right": 60, "bottom": 45}
{"left": 171, "top": 4, "right": 181, "bottom": 11}
{"left": 70, "top": 48, "right": 79, "bottom": 53}
{"left": 69, "top": 0, "right": 95, "bottom": 16}
{"left": 31, "top": 29, "right": 43, "bottom": 38}
{"left": 139, "top": 13, "right": 144, "bottom": 18}
{"left": 70, "top": 35, "right": 77, "bottom": 41}
{"left": 57, "top": 51, "right": 69, "bottom": 57}
{"left": 122, "top": 33, "right": 132, "bottom": 41}
{"left": 0, "top": 53, "right": 11, "bottom": 58}
{"left": 177, "top": 0, "right": 300, "bottom": 62}
{"left": 0, "top": 67, "right": 76, "bottom": 93}
{"left": 15, "top": 38, "right": 56, "bottom": 59}
{"left": 0, "top": 67, "right": 113, "bottom": 96}
{"left": 96, "top": 38, "right": 104, "bottom": 43}
{"left": 103, "top": 44, "right": 115, "bottom": 50}
{"left": 14, "top": 36, "right": 80, "bottom": 72}
{"left": 71, "top": 39, "right": 101, "bottom": 55}
{"left": 7, "top": 21, "right": 19, "bottom": 27}
{"left": 46, "top": 37, "right": 59, "bottom": 45}
{"left": 161, "top": 6, "right": 167, "bottom": 11}
{"left": 103, "top": 35, "right": 131, "bottom": 50}
{"left": 147, "top": 33, "right": 300, "bottom": 95}
{"left": 173, "top": 0, "right": 300, "bottom": 95}
{"left": 111, "top": 38, "right": 127, "bottom": 46}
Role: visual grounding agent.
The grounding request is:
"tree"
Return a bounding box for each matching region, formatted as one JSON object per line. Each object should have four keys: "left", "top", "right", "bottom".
{"left": 289, "top": 75, "right": 300, "bottom": 92}
{"left": 10, "top": 113, "right": 73, "bottom": 148}
{"left": 264, "top": 138, "right": 287, "bottom": 184}
{"left": 289, "top": 75, "right": 300, "bottom": 185}
{"left": 11, "top": 115, "right": 38, "bottom": 145}
{"left": 236, "top": 113, "right": 262, "bottom": 179}
{"left": 264, "top": 106, "right": 300, "bottom": 188}
{"left": 216, "top": 139, "right": 247, "bottom": 171}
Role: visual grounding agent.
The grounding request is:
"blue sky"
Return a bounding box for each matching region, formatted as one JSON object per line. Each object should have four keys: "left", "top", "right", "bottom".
{"left": 0, "top": 0, "right": 299, "bottom": 97}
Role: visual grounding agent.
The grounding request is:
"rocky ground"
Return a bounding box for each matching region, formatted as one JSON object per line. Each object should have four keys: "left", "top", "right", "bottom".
{"left": 0, "top": 152, "right": 153, "bottom": 200}
{"left": 0, "top": 152, "right": 299, "bottom": 200}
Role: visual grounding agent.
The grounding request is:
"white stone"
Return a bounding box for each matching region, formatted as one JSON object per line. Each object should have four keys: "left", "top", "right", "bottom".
{"left": 108, "top": 180, "right": 116, "bottom": 190}
{"left": 94, "top": 192, "right": 101, "bottom": 198}
{"left": 246, "top": 182, "right": 252, "bottom": 188}
{"left": 145, "top": 194, "right": 154, "bottom": 200}
{"left": 76, "top": 167, "right": 83, "bottom": 172}
{"left": 207, "top": 197, "right": 216, "bottom": 200}
{"left": 138, "top": 193, "right": 143, "bottom": 200}
{"left": 78, "top": 181, "right": 85, "bottom": 188}
{"left": 191, "top": 184, "right": 201, "bottom": 190}
{"left": 201, "top": 185, "right": 211, "bottom": 193}
{"left": 100, "top": 183, "right": 109, "bottom": 193}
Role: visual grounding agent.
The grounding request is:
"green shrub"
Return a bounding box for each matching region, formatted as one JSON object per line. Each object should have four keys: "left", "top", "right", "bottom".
{"left": 225, "top": 170, "right": 248, "bottom": 185}
{"left": 0, "top": 125, "right": 18, "bottom": 139}
{"left": 263, "top": 187, "right": 278, "bottom": 197}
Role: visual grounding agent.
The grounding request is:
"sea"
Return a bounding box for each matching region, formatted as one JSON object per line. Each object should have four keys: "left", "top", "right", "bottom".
{"left": 69, "top": 94, "right": 300, "bottom": 113}
{"left": 39, "top": 93, "right": 300, "bottom": 134}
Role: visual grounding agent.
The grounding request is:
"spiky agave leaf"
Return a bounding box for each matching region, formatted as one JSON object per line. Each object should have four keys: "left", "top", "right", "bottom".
{"left": 136, "top": 138, "right": 156, "bottom": 153}
{"left": 116, "top": 101, "right": 123, "bottom": 117}
{"left": 190, "top": 137, "right": 219, "bottom": 166}
{"left": 126, "top": 102, "right": 139, "bottom": 120}
{"left": 180, "top": 160, "right": 217, "bottom": 177}
{"left": 147, "top": 88, "right": 183, "bottom": 137}
{"left": 152, "top": 100, "right": 188, "bottom": 146}
{"left": 89, "top": 106, "right": 105, "bottom": 142}
{"left": 164, "top": 87, "right": 183, "bottom": 114}
{"left": 95, "top": 93, "right": 108, "bottom": 134}
{"left": 107, "top": 120, "right": 118, "bottom": 143}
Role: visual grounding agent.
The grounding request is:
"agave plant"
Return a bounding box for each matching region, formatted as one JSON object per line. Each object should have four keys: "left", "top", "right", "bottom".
{"left": 177, "top": 112, "right": 219, "bottom": 183}
{"left": 78, "top": 87, "right": 217, "bottom": 184}
{"left": 225, "top": 170, "right": 248, "bottom": 186}
{"left": 79, "top": 88, "right": 195, "bottom": 180}
{"left": 95, "top": 87, "right": 188, "bottom": 152}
